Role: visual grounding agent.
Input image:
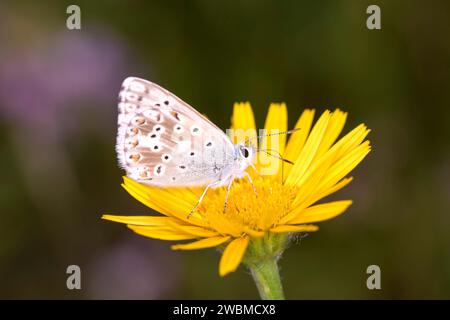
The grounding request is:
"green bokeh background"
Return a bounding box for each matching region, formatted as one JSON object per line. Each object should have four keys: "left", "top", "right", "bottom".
{"left": 1, "top": 0, "right": 449, "bottom": 299}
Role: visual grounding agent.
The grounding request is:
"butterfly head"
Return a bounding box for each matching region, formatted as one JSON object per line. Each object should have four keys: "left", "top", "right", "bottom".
{"left": 235, "top": 143, "right": 255, "bottom": 171}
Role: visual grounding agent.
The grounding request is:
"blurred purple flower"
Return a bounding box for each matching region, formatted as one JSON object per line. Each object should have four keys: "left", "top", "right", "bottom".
{"left": 0, "top": 29, "right": 132, "bottom": 134}
{"left": 86, "top": 236, "right": 182, "bottom": 299}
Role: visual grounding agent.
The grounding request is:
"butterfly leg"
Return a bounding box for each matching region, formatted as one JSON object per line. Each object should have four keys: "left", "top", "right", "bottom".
{"left": 250, "top": 162, "right": 262, "bottom": 177}
{"left": 223, "top": 176, "right": 235, "bottom": 213}
{"left": 243, "top": 171, "right": 258, "bottom": 196}
{"left": 187, "top": 180, "right": 222, "bottom": 219}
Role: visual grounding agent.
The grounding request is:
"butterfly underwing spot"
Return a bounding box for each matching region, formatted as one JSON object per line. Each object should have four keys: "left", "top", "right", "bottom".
{"left": 205, "top": 141, "right": 213, "bottom": 147}
{"left": 125, "top": 103, "right": 137, "bottom": 113}
{"left": 125, "top": 92, "right": 139, "bottom": 102}
{"left": 154, "top": 164, "right": 165, "bottom": 176}
{"left": 132, "top": 116, "right": 146, "bottom": 126}
{"left": 190, "top": 125, "right": 201, "bottom": 136}
{"left": 127, "top": 153, "right": 141, "bottom": 163}
{"left": 161, "top": 154, "right": 172, "bottom": 162}
{"left": 127, "top": 127, "right": 139, "bottom": 136}
{"left": 125, "top": 137, "right": 139, "bottom": 149}
{"left": 174, "top": 124, "right": 184, "bottom": 134}
{"left": 153, "top": 125, "right": 165, "bottom": 134}
{"left": 138, "top": 166, "right": 152, "bottom": 179}
{"left": 130, "top": 82, "right": 146, "bottom": 93}
{"left": 150, "top": 143, "right": 162, "bottom": 152}
{"left": 117, "top": 77, "right": 237, "bottom": 187}
{"left": 143, "top": 109, "right": 162, "bottom": 122}
{"left": 170, "top": 111, "right": 182, "bottom": 122}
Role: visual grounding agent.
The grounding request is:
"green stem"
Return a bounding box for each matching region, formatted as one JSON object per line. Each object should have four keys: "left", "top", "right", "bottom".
{"left": 244, "top": 234, "right": 287, "bottom": 300}
{"left": 248, "top": 256, "right": 285, "bottom": 300}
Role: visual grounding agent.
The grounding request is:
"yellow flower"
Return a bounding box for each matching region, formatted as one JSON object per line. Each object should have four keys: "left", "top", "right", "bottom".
{"left": 103, "top": 103, "right": 371, "bottom": 278}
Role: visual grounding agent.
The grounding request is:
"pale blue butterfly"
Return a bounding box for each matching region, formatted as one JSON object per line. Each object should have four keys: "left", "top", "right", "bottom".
{"left": 116, "top": 77, "right": 259, "bottom": 216}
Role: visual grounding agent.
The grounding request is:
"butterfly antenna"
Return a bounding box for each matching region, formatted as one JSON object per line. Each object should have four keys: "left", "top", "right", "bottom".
{"left": 258, "top": 149, "right": 294, "bottom": 165}
{"left": 244, "top": 128, "right": 301, "bottom": 146}
{"left": 258, "top": 149, "right": 294, "bottom": 182}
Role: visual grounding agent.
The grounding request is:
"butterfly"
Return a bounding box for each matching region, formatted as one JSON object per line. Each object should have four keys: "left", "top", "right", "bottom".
{"left": 116, "top": 77, "right": 261, "bottom": 216}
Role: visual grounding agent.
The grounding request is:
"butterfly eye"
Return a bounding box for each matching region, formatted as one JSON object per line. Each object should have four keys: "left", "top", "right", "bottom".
{"left": 240, "top": 147, "right": 250, "bottom": 159}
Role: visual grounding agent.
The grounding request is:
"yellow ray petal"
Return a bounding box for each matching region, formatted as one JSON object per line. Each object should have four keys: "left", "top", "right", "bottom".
{"left": 289, "top": 144, "right": 341, "bottom": 207}
{"left": 122, "top": 177, "right": 205, "bottom": 226}
{"left": 313, "top": 109, "right": 347, "bottom": 160}
{"left": 284, "top": 110, "right": 331, "bottom": 186}
{"left": 128, "top": 225, "right": 198, "bottom": 241}
{"left": 230, "top": 102, "right": 257, "bottom": 146}
{"left": 243, "top": 227, "right": 265, "bottom": 238}
{"left": 258, "top": 103, "right": 287, "bottom": 180}
{"left": 294, "top": 177, "right": 354, "bottom": 213}
{"left": 270, "top": 224, "right": 319, "bottom": 233}
{"left": 171, "top": 236, "right": 231, "bottom": 250}
{"left": 316, "top": 141, "right": 371, "bottom": 192}
{"left": 283, "top": 109, "right": 315, "bottom": 178}
{"left": 164, "top": 219, "right": 219, "bottom": 237}
{"left": 219, "top": 236, "right": 249, "bottom": 276}
{"left": 290, "top": 124, "right": 369, "bottom": 206}
{"left": 203, "top": 211, "right": 244, "bottom": 237}
{"left": 102, "top": 214, "right": 178, "bottom": 226}
{"left": 284, "top": 200, "right": 353, "bottom": 225}
{"left": 333, "top": 124, "right": 370, "bottom": 161}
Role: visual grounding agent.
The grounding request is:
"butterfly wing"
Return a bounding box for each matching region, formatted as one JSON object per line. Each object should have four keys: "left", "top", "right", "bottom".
{"left": 116, "top": 77, "right": 235, "bottom": 187}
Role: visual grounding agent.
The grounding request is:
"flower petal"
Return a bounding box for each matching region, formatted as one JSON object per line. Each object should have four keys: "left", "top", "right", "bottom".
{"left": 283, "top": 200, "right": 353, "bottom": 225}
{"left": 219, "top": 236, "right": 249, "bottom": 276}
{"left": 164, "top": 219, "right": 219, "bottom": 237}
{"left": 314, "top": 109, "right": 347, "bottom": 160}
{"left": 102, "top": 214, "right": 177, "bottom": 226}
{"left": 284, "top": 109, "right": 315, "bottom": 178}
{"left": 258, "top": 103, "right": 287, "bottom": 180}
{"left": 171, "top": 236, "right": 231, "bottom": 250}
{"left": 290, "top": 123, "right": 370, "bottom": 207}
{"left": 230, "top": 102, "right": 257, "bottom": 146}
{"left": 122, "top": 177, "right": 206, "bottom": 226}
{"left": 270, "top": 224, "right": 318, "bottom": 233}
{"left": 284, "top": 110, "right": 331, "bottom": 186}
{"left": 315, "top": 141, "right": 371, "bottom": 192}
{"left": 127, "top": 225, "right": 198, "bottom": 241}
{"left": 299, "top": 177, "right": 354, "bottom": 211}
